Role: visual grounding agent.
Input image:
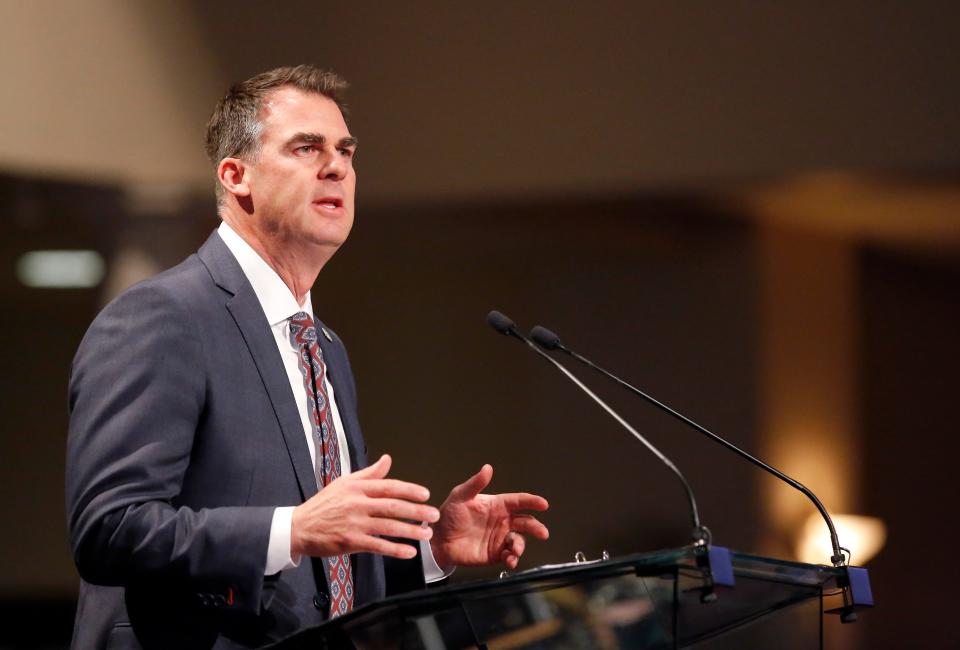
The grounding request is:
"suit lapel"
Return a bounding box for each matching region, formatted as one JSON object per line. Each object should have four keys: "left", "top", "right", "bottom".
{"left": 198, "top": 232, "right": 318, "bottom": 502}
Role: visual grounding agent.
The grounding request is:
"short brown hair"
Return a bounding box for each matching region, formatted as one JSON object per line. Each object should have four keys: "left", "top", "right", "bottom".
{"left": 204, "top": 64, "right": 348, "bottom": 176}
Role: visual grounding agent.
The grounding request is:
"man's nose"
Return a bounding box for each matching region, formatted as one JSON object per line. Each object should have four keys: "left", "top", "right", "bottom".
{"left": 318, "top": 148, "right": 347, "bottom": 181}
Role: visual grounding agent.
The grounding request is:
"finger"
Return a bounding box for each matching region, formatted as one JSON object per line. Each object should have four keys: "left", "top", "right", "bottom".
{"left": 352, "top": 534, "right": 419, "bottom": 560}
{"left": 351, "top": 454, "right": 392, "bottom": 480}
{"left": 506, "top": 531, "right": 526, "bottom": 558}
{"left": 501, "top": 545, "right": 520, "bottom": 569}
{"left": 510, "top": 514, "right": 550, "bottom": 540}
{"left": 450, "top": 464, "right": 493, "bottom": 501}
{"left": 366, "top": 518, "right": 434, "bottom": 542}
{"left": 499, "top": 493, "right": 549, "bottom": 512}
{"left": 503, "top": 529, "right": 528, "bottom": 569}
{"left": 361, "top": 478, "right": 431, "bottom": 502}
{"left": 367, "top": 498, "right": 440, "bottom": 523}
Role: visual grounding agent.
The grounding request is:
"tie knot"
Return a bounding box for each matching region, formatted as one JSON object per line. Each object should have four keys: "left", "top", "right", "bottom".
{"left": 290, "top": 311, "right": 317, "bottom": 346}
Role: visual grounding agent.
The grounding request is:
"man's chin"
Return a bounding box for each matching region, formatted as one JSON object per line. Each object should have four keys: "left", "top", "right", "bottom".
{"left": 304, "top": 229, "right": 352, "bottom": 253}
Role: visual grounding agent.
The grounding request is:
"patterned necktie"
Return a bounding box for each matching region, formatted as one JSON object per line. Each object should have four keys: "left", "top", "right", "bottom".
{"left": 289, "top": 311, "right": 354, "bottom": 616}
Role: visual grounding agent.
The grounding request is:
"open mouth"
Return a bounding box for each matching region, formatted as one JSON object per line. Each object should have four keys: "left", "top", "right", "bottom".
{"left": 313, "top": 197, "right": 343, "bottom": 210}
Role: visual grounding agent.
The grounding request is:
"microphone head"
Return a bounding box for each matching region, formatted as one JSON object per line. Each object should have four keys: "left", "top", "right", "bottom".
{"left": 486, "top": 310, "right": 518, "bottom": 335}
{"left": 530, "top": 325, "right": 562, "bottom": 350}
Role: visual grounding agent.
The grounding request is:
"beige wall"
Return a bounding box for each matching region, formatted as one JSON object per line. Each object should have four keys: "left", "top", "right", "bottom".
{"left": 0, "top": 0, "right": 221, "bottom": 187}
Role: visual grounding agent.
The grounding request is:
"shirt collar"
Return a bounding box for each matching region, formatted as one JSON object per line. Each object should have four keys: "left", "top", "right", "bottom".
{"left": 217, "top": 220, "right": 313, "bottom": 326}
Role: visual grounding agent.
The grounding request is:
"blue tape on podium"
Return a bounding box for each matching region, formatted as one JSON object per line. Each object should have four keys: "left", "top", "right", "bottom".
{"left": 708, "top": 546, "right": 735, "bottom": 587}
{"left": 846, "top": 567, "right": 874, "bottom": 607}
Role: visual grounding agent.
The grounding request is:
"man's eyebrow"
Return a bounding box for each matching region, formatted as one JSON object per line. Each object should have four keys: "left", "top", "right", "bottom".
{"left": 286, "top": 132, "right": 359, "bottom": 148}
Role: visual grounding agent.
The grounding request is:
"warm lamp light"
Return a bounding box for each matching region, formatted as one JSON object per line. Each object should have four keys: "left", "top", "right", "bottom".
{"left": 796, "top": 513, "right": 887, "bottom": 565}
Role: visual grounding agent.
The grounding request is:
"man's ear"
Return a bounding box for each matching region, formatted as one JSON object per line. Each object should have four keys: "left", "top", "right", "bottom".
{"left": 217, "top": 157, "right": 251, "bottom": 198}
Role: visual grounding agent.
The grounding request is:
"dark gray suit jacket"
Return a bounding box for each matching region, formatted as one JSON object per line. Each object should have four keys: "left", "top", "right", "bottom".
{"left": 66, "top": 232, "right": 421, "bottom": 649}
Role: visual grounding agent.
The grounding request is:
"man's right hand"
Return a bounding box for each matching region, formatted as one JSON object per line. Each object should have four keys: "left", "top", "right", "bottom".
{"left": 290, "top": 454, "right": 438, "bottom": 560}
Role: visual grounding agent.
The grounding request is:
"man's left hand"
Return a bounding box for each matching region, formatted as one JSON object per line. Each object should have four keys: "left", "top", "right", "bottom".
{"left": 430, "top": 464, "right": 549, "bottom": 571}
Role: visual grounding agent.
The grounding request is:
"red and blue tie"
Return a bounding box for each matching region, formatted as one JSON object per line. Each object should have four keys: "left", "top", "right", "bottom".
{"left": 289, "top": 311, "right": 354, "bottom": 616}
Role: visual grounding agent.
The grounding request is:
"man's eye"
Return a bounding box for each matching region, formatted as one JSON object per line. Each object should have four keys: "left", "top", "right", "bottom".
{"left": 338, "top": 148, "right": 354, "bottom": 158}
{"left": 295, "top": 145, "right": 316, "bottom": 155}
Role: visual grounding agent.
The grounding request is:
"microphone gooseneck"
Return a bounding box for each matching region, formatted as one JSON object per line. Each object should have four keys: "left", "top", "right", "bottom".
{"left": 531, "top": 323, "right": 848, "bottom": 568}
{"left": 487, "top": 311, "right": 710, "bottom": 546}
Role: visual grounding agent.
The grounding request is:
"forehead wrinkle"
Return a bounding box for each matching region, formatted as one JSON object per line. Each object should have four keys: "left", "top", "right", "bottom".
{"left": 257, "top": 89, "right": 355, "bottom": 150}
{"left": 255, "top": 88, "right": 305, "bottom": 137}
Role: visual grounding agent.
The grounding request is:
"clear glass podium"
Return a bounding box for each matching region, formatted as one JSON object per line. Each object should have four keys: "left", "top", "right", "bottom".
{"left": 269, "top": 546, "right": 872, "bottom": 649}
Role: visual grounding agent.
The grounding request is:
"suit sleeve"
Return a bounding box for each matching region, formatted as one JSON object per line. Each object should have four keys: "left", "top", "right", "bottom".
{"left": 66, "top": 282, "right": 274, "bottom": 614}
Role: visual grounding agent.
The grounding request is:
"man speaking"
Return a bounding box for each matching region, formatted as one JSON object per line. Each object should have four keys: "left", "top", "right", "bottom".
{"left": 66, "top": 65, "right": 549, "bottom": 649}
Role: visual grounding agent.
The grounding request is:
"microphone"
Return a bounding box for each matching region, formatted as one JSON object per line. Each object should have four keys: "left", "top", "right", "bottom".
{"left": 487, "top": 310, "right": 521, "bottom": 338}
{"left": 529, "top": 324, "right": 849, "bottom": 569}
{"left": 487, "top": 310, "right": 710, "bottom": 546}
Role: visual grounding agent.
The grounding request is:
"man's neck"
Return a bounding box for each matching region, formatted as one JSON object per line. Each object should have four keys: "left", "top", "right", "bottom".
{"left": 221, "top": 211, "right": 325, "bottom": 305}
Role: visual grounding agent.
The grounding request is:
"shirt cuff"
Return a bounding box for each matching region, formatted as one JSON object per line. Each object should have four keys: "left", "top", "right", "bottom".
{"left": 265, "top": 506, "right": 301, "bottom": 575}
{"left": 420, "top": 533, "right": 455, "bottom": 583}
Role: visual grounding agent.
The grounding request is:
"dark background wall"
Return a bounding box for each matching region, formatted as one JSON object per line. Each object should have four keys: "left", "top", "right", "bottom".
{"left": 317, "top": 199, "right": 759, "bottom": 564}
{"left": 860, "top": 248, "right": 960, "bottom": 649}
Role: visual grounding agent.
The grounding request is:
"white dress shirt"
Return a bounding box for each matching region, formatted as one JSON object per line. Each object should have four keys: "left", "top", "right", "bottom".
{"left": 217, "top": 222, "right": 446, "bottom": 582}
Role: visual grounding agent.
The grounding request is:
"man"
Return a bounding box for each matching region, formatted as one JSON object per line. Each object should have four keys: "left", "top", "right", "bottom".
{"left": 66, "top": 65, "right": 549, "bottom": 649}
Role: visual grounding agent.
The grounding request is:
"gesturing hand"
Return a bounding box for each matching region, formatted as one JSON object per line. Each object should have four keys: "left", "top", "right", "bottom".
{"left": 290, "top": 454, "right": 439, "bottom": 560}
{"left": 430, "top": 464, "right": 549, "bottom": 571}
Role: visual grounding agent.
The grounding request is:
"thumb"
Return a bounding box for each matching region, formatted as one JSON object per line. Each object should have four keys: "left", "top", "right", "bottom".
{"left": 451, "top": 464, "right": 493, "bottom": 501}
{"left": 354, "top": 454, "right": 391, "bottom": 479}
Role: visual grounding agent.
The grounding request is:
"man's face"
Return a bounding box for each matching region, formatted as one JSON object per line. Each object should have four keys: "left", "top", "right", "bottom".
{"left": 243, "top": 87, "right": 357, "bottom": 255}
